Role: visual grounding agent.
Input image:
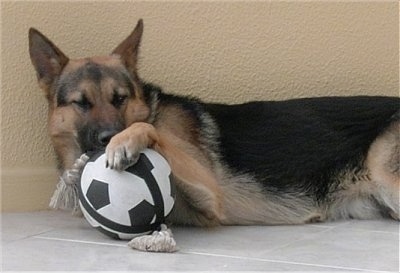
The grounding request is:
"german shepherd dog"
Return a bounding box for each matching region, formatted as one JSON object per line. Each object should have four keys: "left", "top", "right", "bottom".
{"left": 29, "top": 20, "right": 399, "bottom": 227}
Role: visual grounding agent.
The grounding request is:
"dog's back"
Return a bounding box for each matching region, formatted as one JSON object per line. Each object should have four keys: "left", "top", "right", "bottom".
{"left": 150, "top": 85, "right": 399, "bottom": 224}
{"left": 204, "top": 96, "right": 399, "bottom": 222}
{"left": 207, "top": 96, "right": 399, "bottom": 196}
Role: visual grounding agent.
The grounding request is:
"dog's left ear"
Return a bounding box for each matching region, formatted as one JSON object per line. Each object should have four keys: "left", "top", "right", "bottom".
{"left": 112, "top": 19, "right": 143, "bottom": 75}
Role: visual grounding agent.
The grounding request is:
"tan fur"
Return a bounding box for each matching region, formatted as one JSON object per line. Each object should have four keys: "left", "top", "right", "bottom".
{"left": 366, "top": 121, "right": 400, "bottom": 219}
{"left": 327, "top": 167, "right": 384, "bottom": 220}
{"left": 219, "top": 172, "right": 322, "bottom": 225}
{"left": 324, "top": 121, "right": 400, "bottom": 221}
{"left": 48, "top": 106, "right": 81, "bottom": 169}
{"left": 124, "top": 98, "right": 151, "bottom": 125}
{"left": 62, "top": 59, "right": 89, "bottom": 74}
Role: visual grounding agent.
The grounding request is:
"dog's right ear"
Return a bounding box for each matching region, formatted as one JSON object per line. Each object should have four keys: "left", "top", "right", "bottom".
{"left": 29, "top": 28, "right": 69, "bottom": 95}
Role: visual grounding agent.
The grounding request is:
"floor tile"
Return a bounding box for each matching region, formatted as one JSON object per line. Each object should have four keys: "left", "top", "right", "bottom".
{"left": 173, "top": 224, "right": 331, "bottom": 256}
{"left": 1, "top": 211, "right": 74, "bottom": 242}
{"left": 32, "top": 216, "right": 125, "bottom": 245}
{"left": 265, "top": 225, "right": 399, "bottom": 272}
{"left": 337, "top": 219, "right": 400, "bottom": 234}
{"left": 1, "top": 211, "right": 399, "bottom": 272}
{"left": 3, "top": 236, "right": 331, "bottom": 271}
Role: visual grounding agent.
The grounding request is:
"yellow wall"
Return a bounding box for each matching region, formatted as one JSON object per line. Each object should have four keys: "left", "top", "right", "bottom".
{"left": 1, "top": 1, "right": 399, "bottom": 212}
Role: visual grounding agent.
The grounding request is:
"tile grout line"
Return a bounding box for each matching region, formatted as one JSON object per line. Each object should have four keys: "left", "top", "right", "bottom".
{"left": 33, "top": 226, "right": 337, "bottom": 252}
{"left": 263, "top": 224, "right": 339, "bottom": 254}
{"left": 3, "top": 228, "right": 56, "bottom": 244}
{"left": 33, "top": 235, "right": 127, "bottom": 248}
{"left": 33, "top": 235, "right": 393, "bottom": 272}
{"left": 182, "top": 250, "right": 393, "bottom": 273}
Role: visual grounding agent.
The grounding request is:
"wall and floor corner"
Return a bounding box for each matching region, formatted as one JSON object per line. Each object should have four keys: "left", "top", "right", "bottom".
{"left": 1, "top": 1, "right": 399, "bottom": 212}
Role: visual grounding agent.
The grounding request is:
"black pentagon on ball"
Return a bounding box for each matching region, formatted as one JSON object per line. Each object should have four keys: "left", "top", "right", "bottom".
{"left": 86, "top": 179, "right": 110, "bottom": 210}
{"left": 128, "top": 200, "right": 156, "bottom": 226}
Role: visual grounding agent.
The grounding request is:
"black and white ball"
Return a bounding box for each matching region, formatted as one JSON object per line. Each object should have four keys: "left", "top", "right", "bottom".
{"left": 78, "top": 149, "right": 175, "bottom": 240}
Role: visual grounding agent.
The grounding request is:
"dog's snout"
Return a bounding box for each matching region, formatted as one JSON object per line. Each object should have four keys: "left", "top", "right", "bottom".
{"left": 98, "top": 130, "right": 119, "bottom": 146}
{"left": 78, "top": 125, "right": 123, "bottom": 152}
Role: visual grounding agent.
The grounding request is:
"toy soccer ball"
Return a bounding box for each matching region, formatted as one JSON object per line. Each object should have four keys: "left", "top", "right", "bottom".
{"left": 78, "top": 149, "right": 175, "bottom": 240}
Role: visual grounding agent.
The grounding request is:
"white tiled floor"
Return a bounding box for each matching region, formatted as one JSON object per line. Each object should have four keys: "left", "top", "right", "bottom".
{"left": 1, "top": 211, "right": 399, "bottom": 271}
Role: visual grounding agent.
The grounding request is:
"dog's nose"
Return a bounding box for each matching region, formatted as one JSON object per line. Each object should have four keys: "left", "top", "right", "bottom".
{"left": 97, "top": 130, "right": 119, "bottom": 147}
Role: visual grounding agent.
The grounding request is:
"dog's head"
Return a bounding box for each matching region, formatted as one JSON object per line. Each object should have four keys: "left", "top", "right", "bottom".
{"left": 29, "top": 20, "right": 150, "bottom": 171}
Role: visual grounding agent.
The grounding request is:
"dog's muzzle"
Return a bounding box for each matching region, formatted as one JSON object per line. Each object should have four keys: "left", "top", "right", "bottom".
{"left": 97, "top": 129, "right": 119, "bottom": 147}
{"left": 78, "top": 125, "right": 123, "bottom": 152}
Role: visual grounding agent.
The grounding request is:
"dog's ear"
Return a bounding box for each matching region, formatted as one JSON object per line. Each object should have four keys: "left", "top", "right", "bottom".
{"left": 112, "top": 19, "right": 143, "bottom": 75}
{"left": 29, "top": 28, "right": 69, "bottom": 94}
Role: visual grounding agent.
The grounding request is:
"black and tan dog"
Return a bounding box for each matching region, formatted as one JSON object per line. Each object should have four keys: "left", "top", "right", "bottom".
{"left": 29, "top": 20, "right": 399, "bottom": 227}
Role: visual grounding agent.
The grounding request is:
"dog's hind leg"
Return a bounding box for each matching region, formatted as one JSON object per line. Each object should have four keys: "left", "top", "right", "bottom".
{"left": 366, "top": 118, "right": 400, "bottom": 219}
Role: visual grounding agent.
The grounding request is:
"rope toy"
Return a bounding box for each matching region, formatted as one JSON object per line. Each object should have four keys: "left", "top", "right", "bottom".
{"left": 49, "top": 154, "right": 178, "bottom": 253}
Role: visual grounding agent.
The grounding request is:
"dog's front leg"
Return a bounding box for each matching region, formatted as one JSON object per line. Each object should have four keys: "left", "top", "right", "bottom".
{"left": 105, "top": 122, "right": 158, "bottom": 170}
{"left": 105, "top": 122, "right": 224, "bottom": 225}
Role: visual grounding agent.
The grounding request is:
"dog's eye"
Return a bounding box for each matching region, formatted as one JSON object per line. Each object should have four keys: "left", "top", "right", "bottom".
{"left": 72, "top": 97, "right": 92, "bottom": 110}
{"left": 112, "top": 94, "right": 128, "bottom": 108}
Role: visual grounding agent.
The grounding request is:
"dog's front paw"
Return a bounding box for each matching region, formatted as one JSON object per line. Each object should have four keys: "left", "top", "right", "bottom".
{"left": 105, "top": 122, "right": 158, "bottom": 171}
{"left": 105, "top": 139, "right": 141, "bottom": 171}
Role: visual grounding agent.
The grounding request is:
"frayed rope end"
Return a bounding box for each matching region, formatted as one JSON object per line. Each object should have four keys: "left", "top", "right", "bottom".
{"left": 128, "top": 224, "right": 178, "bottom": 253}
{"left": 49, "top": 154, "right": 89, "bottom": 214}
